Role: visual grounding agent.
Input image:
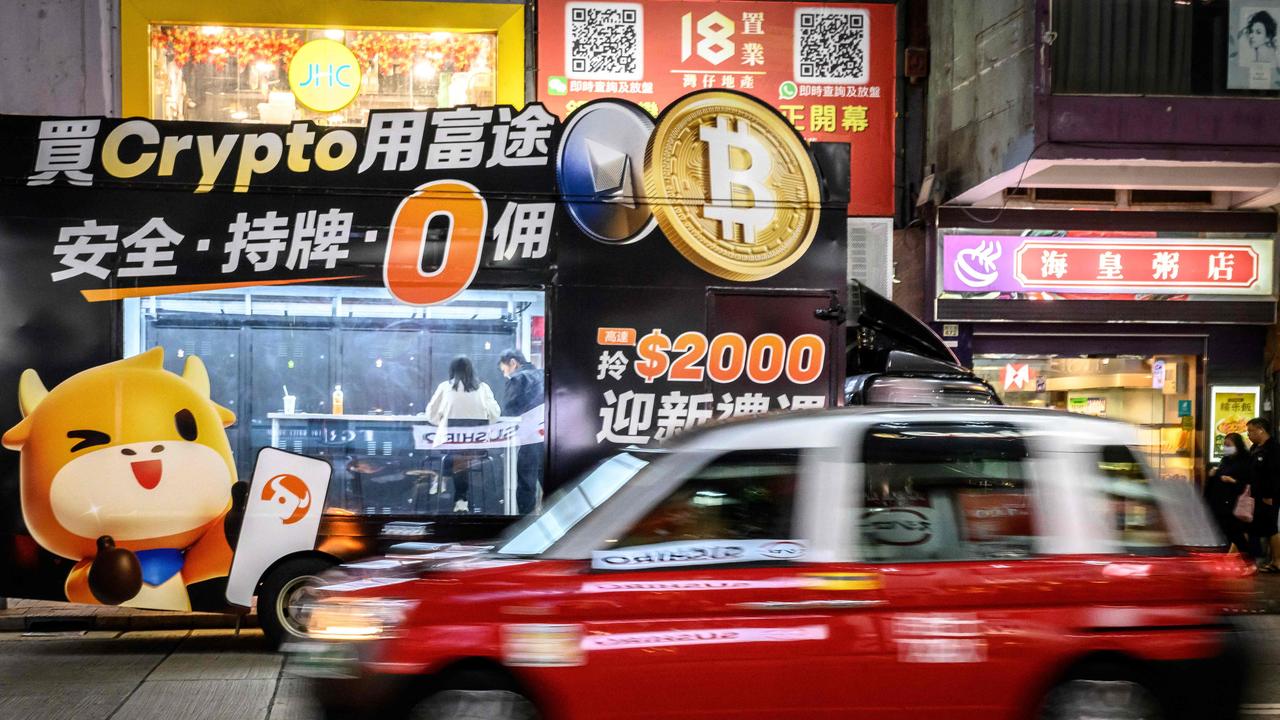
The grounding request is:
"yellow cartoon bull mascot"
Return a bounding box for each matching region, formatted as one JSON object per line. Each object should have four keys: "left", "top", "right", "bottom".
{"left": 2, "top": 347, "right": 237, "bottom": 611}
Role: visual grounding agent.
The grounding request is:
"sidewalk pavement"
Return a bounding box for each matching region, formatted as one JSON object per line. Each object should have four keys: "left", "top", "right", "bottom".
{"left": 0, "top": 597, "right": 256, "bottom": 632}
{"left": 1255, "top": 572, "right": 1280, "bottom": 614}
{"left": 3, "top": 571, "right": 1280, "bottom": 629}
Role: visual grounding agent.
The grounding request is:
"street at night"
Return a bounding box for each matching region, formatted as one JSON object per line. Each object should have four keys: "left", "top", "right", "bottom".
{"left": 6, "top": 0, "right": 1280, "bottom": 718}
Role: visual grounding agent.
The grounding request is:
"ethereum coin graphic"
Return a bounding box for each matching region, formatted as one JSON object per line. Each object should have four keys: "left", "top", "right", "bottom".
{"left": 556, "top": 100, "right": 656, "bottom": 244}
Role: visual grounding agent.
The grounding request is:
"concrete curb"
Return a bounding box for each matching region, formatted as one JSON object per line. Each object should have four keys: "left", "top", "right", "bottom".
{"left": 0, "top": 610, "right": 257, "bottom": 632}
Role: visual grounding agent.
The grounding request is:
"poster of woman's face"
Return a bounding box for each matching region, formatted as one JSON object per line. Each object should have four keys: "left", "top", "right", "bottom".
{"left": 1229, "top": 1, "right": 1280, "bottom": 89}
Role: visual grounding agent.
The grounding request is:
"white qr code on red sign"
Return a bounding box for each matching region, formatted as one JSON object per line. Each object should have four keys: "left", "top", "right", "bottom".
{"left": 794, "top": 7, "right": 870, "bottom": 85}
{"left": 566, "top": 2, "right": 644, "bottom": 80}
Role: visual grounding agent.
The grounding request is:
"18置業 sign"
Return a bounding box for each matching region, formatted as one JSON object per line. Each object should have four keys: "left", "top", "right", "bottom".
{"left": 537, "top": 0, "right": 896, "bottom": 217}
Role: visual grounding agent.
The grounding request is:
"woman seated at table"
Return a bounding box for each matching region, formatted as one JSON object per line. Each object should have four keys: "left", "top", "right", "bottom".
{"left": 427, "top": 355, "right": 501, "bottom": 513}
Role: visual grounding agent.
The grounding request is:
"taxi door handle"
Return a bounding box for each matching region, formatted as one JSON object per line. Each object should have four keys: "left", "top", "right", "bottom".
{"left": 731, "top": 599, "right": 884, "bottom": 611}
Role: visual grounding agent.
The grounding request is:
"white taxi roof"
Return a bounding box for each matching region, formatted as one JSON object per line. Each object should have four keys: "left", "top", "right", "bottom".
{"left": 672, "top": 406, "right": 1138, "bottom": 453}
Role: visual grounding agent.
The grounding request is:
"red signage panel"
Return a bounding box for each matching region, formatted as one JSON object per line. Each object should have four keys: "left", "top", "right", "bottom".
{"left": 1014, "top": 242, "right": 1260, "bottom": 289}
{"left": 537, "top": 0, "right": 896, "bottom": 217}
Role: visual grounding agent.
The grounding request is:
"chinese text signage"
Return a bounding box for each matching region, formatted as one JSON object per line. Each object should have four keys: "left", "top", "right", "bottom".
{"left": 0, "top": 91, "right": 847, "bottom": 486}
{"left": 593, "top": 325, "right": 828, "bottom": 446}
{"left": 537, "top": 0, "right": 895, "bottom": 216}
{"left": 942, "top": 233, "right": 1274, "bottom": 297}
{"left": 21, "top": 107, "right": 558, "bottom": 304}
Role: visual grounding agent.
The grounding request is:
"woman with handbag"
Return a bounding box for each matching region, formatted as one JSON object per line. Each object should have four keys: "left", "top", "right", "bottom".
{"left": 1209, "top": 433, "right": 1255, "bottom": 560}
{"left": 426, "top": 355, "right": 501, "bottom": 513}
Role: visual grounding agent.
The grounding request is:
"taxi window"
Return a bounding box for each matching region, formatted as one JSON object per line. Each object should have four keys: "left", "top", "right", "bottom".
{"left": 858, "top": 423, "right": 1035, "bottom": 562}
{"left": 610, "top": 450, "right": 799, "bottom": 549}
{"left": 1096, "top": 445, "right": 1172, "bottom": 552}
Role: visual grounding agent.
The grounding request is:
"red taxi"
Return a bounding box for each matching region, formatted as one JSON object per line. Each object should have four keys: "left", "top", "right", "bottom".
{"left": 289, "top": 408, "right": 1252, "bottom": 720}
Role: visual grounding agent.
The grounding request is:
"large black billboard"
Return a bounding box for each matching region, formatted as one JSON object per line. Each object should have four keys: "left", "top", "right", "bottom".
{"left": 0, "top": 90, "right": 849, "bottom": 608}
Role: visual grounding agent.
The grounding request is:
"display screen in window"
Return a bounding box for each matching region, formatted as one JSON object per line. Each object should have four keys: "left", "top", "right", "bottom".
{"left": 149, "top": 25, "right": 497, "bottom": 125}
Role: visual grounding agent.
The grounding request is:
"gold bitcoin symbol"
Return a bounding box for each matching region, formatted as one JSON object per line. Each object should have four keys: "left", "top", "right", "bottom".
{"left": 633, "top": 330, "right": 672, "bottom": 383}
{"left": 643, "top": 91, "right": 821, "bottom": 282}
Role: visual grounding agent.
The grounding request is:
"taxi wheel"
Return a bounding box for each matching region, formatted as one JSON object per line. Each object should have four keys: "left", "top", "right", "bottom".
{"left": 257, "top": 556, "right": 335, "bottom": 648}
{"left": 1039, "top": 677, "right": 1164, "bottom": 720}
{"left": 409, "top": 689, "right": 539, "bottom": 720}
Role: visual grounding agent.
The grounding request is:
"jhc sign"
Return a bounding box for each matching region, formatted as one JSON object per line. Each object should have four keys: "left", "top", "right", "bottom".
{"left": 288, "top": 39, "right": 362, "bottom": 112}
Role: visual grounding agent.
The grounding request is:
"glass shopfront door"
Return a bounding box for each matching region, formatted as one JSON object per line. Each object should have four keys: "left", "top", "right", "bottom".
{"left": 973, "top": 354, "right": 1200, "bottom": 484}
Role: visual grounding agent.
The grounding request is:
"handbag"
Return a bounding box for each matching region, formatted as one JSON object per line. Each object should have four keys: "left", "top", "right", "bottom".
{"left": 1234, "top": 485, "right": 1256, "bottom": 523}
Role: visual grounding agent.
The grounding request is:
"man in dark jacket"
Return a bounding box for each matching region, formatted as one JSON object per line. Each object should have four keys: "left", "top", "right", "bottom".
{"left": 1248, "top": 417, "right": 1280, "bottom": 571}
{"left": 499, "top": 349, "right": 545, "bottom": 514}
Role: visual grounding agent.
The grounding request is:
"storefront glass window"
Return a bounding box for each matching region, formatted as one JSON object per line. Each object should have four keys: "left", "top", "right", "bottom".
{"left": 149, "top": 25, "right": 497, "bottom": 124}
{"left": 122, "top": 286, "right": 545, "bottom": 517}
{"left": 972, "top": 355, "right": 1199, "bottom": 484}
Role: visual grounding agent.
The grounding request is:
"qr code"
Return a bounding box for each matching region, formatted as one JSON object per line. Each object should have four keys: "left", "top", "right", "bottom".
{"left": 565, "top": 2, "right": 644, "bottom": 80}
{"left": 794, "top": 7, "right": 870, "bottom": 84}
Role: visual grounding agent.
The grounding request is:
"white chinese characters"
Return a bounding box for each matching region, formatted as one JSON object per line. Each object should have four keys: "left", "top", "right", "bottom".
{"left": 1040, "top": 250, "right": 1067, "bottom": 279}
{"left": 1097, "top": 251, "right": 1123, "bottom": 280}
{"left": 52, "top": 220, "right": 118, "bottom": 281}
{"left": 29, "top": 120, "right": 102, "bottom": 187}
{"left": 596, "top": 390, "right": 825, "bottom": 445}
{"left": 1151, "top": 251, "right": 1180, "bottom": 281}
{"left": 223, "top": 209, "right": 353, "bottom": 273}
{"left": 1208, "top": 251, "right": 1235, "bottom": 281}
{"left": 358, "top": 106, "right": 556, "bottom": 174}
{"left": 50, "top": 210, "right": 355, "bottom": 283}
{"left": 492, "top": 203, "right": 555, "bottom": 261}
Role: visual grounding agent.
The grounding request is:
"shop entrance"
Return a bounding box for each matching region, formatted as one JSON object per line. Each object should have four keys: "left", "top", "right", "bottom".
{"left": 973, "top": 354, "right": 1199, "bottom": 484}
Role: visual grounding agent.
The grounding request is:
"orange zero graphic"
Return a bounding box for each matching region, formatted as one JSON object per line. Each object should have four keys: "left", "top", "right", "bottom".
{"left": 384, "top": 180, "right": 488, "bottom": 306}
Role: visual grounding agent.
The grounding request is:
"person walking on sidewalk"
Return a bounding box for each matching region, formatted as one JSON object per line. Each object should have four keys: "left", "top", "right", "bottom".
{"left": 1248, "top": 417, "right": 1280, "bottom": 572}
{"left": 1206, "top": 432, "right": 1255, "bottom": 559}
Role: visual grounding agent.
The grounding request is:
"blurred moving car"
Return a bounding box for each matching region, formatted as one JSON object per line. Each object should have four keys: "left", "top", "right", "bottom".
{"left": 289, "top": 407, "right": 1252, "bottom": 720}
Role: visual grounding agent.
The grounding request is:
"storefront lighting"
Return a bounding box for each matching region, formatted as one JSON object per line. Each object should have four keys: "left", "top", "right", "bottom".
{"left": 230, "top": 111, "right": 249, "bottom": 120}
{"left": 324, "top": 29, "right": 345, "bottom": 41}
{"left": 375, "top": 358, "right": 384, "bottom": 368}
{"left": 430, "top": 32, "right": 452, "bottom": 42}
{"left": 200, "top": 26, "right": 224, "bottom": 36}
{"left": 210, "top": 47, "right": 227, "bottom": 56}
{"left": 414, "top": 61, "right": 436, "bottom": 80}
{"left": 255, "top": 61, "right": 275, "bottom": 74}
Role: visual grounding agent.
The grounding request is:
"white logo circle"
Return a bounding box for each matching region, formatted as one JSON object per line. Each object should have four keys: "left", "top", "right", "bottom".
{"left": 953, "top": 240, "right": 1002, "bottom": 289}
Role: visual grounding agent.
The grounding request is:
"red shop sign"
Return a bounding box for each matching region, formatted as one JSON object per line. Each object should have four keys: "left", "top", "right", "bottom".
{"left": 536, "top": 0, "right": 896, "bottom": 217}
{"left": 1014, "top": 242, "right": 1261, "bottom": 289}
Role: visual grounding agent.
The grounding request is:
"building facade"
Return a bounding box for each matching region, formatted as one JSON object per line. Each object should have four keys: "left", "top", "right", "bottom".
{"left": 926, "top": 0, "right": 1280, "bottom": 483}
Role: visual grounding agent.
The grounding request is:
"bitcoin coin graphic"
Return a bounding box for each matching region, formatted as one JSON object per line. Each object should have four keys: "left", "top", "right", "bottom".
{"left": 643, "top": 91, "right": 821, "bottom": 282}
